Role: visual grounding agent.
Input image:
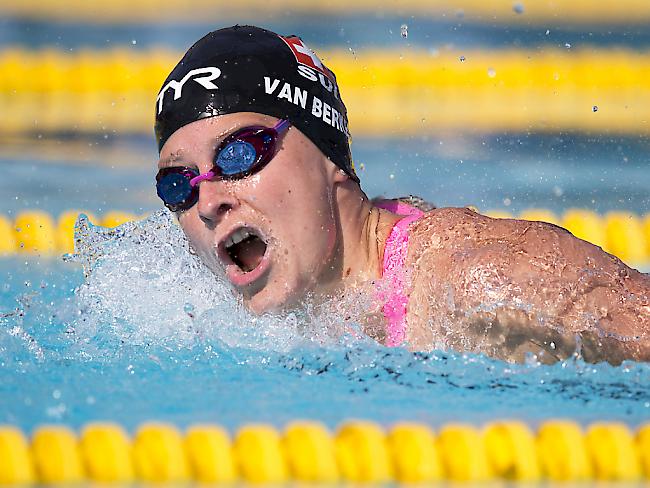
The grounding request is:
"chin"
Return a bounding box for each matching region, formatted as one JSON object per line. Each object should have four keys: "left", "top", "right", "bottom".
{"left": 244, "top": 294, "right": 282, "bottom": 315}
{"left": 243, "top": 280, "right": 302, "bottom": 315}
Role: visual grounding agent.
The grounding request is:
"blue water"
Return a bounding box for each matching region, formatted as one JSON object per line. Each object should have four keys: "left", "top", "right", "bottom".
{"left": 1, "top": 213, "right": 649, "bottom": 433}
{"left": 2, "top": 9, "right": 650, "bottom": 434}
{"left": 3, "top": 16, "right": 650, "bottom": 51}
{"left": 2, "top": 134, "right": 650, "bottom": 217}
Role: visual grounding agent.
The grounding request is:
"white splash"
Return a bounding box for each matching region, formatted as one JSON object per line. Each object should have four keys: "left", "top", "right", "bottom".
{"left": 65, "top": 211, "right": 368, "bottom": 352}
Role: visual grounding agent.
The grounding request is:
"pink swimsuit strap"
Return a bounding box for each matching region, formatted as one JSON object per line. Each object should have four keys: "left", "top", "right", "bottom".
{"left": 375, "top": 200, "right": 425, "bottom": 346}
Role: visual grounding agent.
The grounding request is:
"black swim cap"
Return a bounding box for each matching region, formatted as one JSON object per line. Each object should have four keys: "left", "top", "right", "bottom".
{"left": 154, "top": 25, "right": 358, "bottom": 182}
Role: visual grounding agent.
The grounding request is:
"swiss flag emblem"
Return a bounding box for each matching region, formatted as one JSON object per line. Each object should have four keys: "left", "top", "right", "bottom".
{"left": 279, "top": 35, "right": 335, "bottom": 82}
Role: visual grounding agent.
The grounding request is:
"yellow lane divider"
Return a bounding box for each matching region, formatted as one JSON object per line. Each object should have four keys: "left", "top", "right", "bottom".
{"left": 0, "top": 420, "right": 649, "bottom": 484}
{"left": 0, "top": 210, "right": 137, "bottom": 256}
{"left": 1, "top": 209, "right": 649, "bottom": 265}
{"left": 1, "top": 48, "right": 650, "bottom": 135}
{"left": 1, "top": 0, "right": 650, "bottom": 24}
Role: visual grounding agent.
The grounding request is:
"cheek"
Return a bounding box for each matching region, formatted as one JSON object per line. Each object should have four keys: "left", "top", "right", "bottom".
{"left": 279, "top": 186, "right": 337, "bottom": 255}
{"left": 178, "top": 212, "right": 214, "bottom": 258}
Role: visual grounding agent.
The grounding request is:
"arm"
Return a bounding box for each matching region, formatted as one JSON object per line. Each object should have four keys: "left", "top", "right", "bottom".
{"left": 405, "top": 208, "right": 650, "bottom": 364}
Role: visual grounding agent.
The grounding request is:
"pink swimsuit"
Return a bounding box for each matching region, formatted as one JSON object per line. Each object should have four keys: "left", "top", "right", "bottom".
{"left": 375, "top": 201, "right": 424, "bottom": 346}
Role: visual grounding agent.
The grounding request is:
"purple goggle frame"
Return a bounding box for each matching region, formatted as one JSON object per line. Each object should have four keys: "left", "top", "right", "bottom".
{"left": 156, "top": 119, "right": 291, "bottom": 212}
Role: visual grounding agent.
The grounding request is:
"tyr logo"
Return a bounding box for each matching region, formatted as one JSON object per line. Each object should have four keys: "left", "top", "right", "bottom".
{"left": 156, "top": 66, "right": 221, "bottom": 114}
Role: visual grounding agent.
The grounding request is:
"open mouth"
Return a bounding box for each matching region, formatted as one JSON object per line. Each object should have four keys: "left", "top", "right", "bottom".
{"left": 223, "top": 227, "right": 268, "bottom": 273}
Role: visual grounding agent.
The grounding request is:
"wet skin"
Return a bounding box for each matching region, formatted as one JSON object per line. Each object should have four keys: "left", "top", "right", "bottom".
{"left": 158, "top": 112, "right": 399, "bottom": 314}
{"left": 159, "top": 113, "right": 650, "bottom": 364}
{"left": 404, "top": 208, "right": 650, "bottom": 364}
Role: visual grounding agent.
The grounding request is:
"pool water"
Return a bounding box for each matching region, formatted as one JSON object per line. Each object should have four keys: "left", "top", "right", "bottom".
{"left": 1, "top": 210, "right": 649, "bottom": 432}
{"left": 3, "top": 133, "right": 650, "bottom": 217}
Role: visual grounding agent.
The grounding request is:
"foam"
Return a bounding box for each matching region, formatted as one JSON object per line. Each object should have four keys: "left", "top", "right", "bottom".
{"left": 65, "top": 210, "right": 366, "bottom": 352}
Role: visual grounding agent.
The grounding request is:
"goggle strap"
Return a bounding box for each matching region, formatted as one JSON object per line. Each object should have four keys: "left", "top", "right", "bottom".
{"left": 274, "top": 119, "right": 291, "bottom": 134}
{"left": 190, "top": 170, "right": 215, "bottom": 187}
{"left": 169, "top": 120, "right": 290, "bottom": 191}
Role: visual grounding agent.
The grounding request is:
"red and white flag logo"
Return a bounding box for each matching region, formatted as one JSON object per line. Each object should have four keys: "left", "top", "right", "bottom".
{"left": 280, "top": 35, "right": 335, "bottom": 81}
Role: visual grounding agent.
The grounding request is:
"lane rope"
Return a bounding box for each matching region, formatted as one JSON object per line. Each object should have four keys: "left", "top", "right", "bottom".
{"left": 0, "top": 420, "right": 648, "bottom": 484}
{"left": 1, "top": 0, "right": 650, "bottom": 24}
{"left": 1, "top": 209, "right": 648, "bottom": 265}
{"left": 2, "top": 48, "right": 650, "bottom": 135}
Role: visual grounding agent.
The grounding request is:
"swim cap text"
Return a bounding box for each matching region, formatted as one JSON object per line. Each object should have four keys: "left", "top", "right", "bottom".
{"left": 156, "top": 67, "right": 222, "bottom": 114}
{"left": 264, "top": 76, "right": 348, "bottom": 136}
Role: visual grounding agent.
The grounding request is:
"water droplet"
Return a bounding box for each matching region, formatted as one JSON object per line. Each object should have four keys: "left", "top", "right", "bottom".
{"left": 549, "top": 341, "right": 556, "bottom": 349}
{"left": 592, "top": 105, "right": 598, "bottom": 112}
{"left": 400, "top": 24, "right": 408, "bottom": 38}
{"left": 564, "top": 42, "right": 571, "bottom": 49}
{"left": 131, "top": 39, "right": 137, "bottom": 45}
{"left": 513, "top": 3, "right": 524, "bottom": 14}
{"left": 389, "top": 173, "right": 395, "bottom": 180}
{"left": 487, "top": 67, "right": 496, "bottom": 78}
{"left": 503, "top": 198, "right": 512, "bottom": 207}
{"left": 545, "top": 29, "right": 550, "bottom": 35}
{"left": 52, "top": 389, "right": 61, "bottom": 400}
{"left": 459, "top": 55, "right": 466, "bottom": 62}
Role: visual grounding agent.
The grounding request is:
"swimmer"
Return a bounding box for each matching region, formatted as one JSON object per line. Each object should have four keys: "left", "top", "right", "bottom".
{"left": 154, "top": 25, "right": 649, "bottom": 364}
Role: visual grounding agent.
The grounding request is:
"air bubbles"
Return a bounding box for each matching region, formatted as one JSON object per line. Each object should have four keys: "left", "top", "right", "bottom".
{"left": 564, "top": 42, "right": 572, "bottom": 49}
{"left": 459, "top": 55, "right": 466, "bottom": 62}
{"left": 67, "top": 211, "right": 307, "bottom": 352}
{"left": 400, "top": 24, "right": 408, "bottom": 38}
{"left": 513, "top": 3, "right": 524, "bottom": 14}
{"left": 592, "top": 105, "right": 599, "bottom": 112}
{"left": 487, "top": 67, "right": 496, "bottom": 78}
{"left": 131, "top": 39, "right": 137, "bottom": 45}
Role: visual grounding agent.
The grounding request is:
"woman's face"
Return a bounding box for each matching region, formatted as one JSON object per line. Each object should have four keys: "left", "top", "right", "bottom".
{"left": 158, "top": 112, "right": 344, "bottom": 313}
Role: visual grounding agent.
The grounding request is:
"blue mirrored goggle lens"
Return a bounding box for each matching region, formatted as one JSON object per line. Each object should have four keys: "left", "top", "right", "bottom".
{"left": 157, "top": 172, "right": 193, "bottom": 205}
{"left": 216, "top": 140, "right": 257, "bottom": 176}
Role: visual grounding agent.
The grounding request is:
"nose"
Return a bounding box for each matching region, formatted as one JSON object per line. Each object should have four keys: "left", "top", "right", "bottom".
{"left": 196, "top": 180, "right": 239, "bottom": 226}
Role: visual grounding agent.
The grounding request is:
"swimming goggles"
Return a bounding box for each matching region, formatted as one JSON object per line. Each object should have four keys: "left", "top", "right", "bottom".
{"left": 156, "top": 119, "right": 291, "bottom": 212}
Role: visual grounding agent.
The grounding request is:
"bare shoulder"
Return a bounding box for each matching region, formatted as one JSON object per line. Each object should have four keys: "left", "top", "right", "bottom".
{"left": 404, "top": 207, "right": 650, "bottom": 363}
{"left": 409, "top": 206, "right": 637, "bottom": 273}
